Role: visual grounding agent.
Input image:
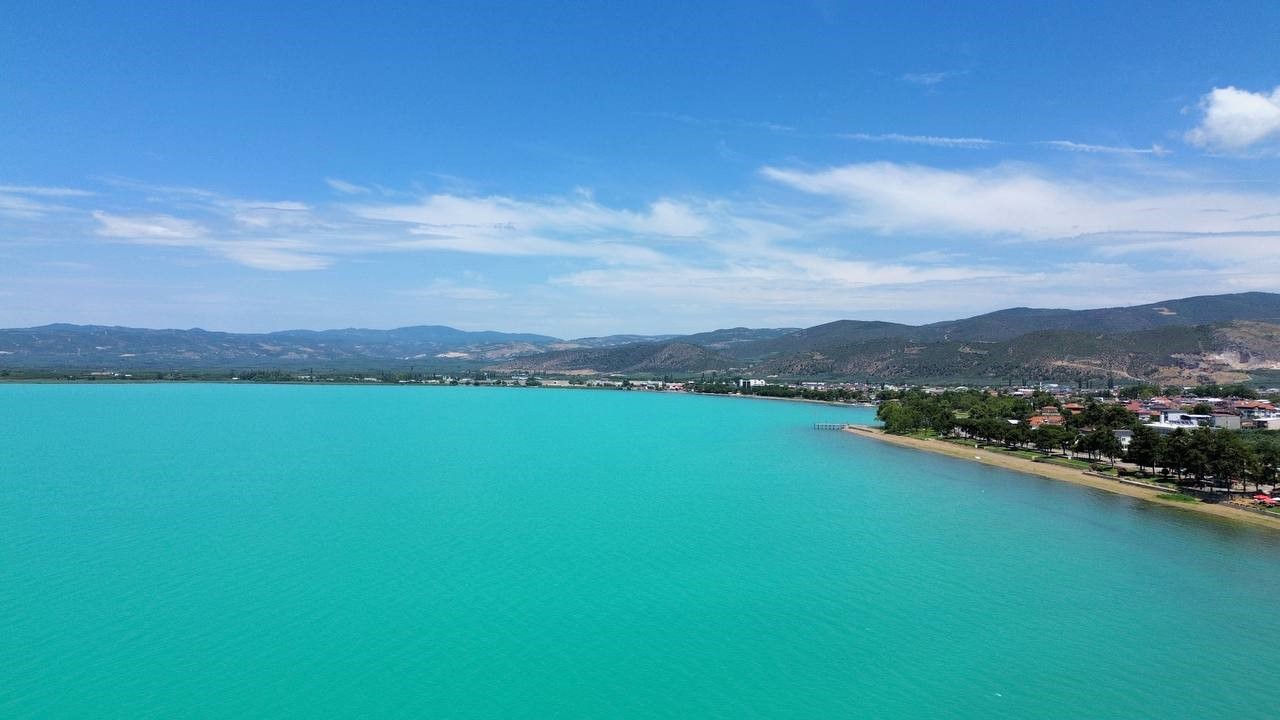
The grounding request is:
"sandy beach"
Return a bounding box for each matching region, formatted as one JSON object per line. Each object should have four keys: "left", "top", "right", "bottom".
{"left": 845, "top": 425, "right": 1280, "bottom": 531}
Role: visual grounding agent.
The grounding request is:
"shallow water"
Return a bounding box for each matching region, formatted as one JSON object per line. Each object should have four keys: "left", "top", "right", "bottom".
{"left": 3, "top": 384, "right": 1278, "bottom": 718}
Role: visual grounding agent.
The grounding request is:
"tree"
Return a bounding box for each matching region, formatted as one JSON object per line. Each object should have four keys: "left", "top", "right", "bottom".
{"left": 1035, "top": 425, "right": 1077, "bottom": 457}
{"left": 1190, "top": 402, "right": 1215, "bottom": 416}
{"left": 1162, "top": 428, "right": 1190, "bottom": 481}
{"left": 1118, "top": 384, "right": 1158, "bottom": 400}
{"left": 1125, "top": 425, "right": 1161, "bottom": 474}
{"left": 1182, "top": 428, "right": 1215, "bottom": 487}
{"left": 1208, "top": 430, "right": 1250, "bottom": 492}
{"left": 1005, "top": 423, "right": 1031, "bottom": 449}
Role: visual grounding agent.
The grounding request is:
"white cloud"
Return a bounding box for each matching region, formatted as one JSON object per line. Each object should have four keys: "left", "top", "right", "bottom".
{"left": 0, "top": 185, "right": 94, "bottom": 197}
{"left": 1185, "top": 85, "right": 1280, "bottom": 152}
{"left": 0, "top": 194, "right": 57, "bottom": 219}
{"left": 219, "top": 244, "right": 331, "bottom": 271}
{"left": 406, "top": 280, "right": 509, "bottom": 301}
{"left": 349, "top": 193, "right": 713, "bottom": 264}
{"left": 0, "top": 184, "right": 93, "bottom": 219}
{"left": 15, "top": 164, "right": 1280, "bottom": 332}
{"left": 325, "top": 177, "right": 372, "bottom": 194}
{"left": 91, "top": 210, "right": 327, "bottom": 270}
{"left": 227, "top": 200, "right": 312, "bottom": 229}
{"left": 901, "top": 70, "right": 964, "bottom": 87}
{"left": 841, "top": 133, "right": 996, "bottom": 149}
{"left": 93, "top": 211, "right": 207, "bottom": 241}
{"left": 760, "top": 161, "right": 1280, "bottom": 239}
{"left": 1042, "top": 140, "right": 1170, "bottom": 156}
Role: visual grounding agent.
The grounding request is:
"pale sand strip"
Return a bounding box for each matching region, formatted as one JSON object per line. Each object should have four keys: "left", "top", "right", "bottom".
{"left": 844, "top": 426, "right": 1280, "bottom": 531}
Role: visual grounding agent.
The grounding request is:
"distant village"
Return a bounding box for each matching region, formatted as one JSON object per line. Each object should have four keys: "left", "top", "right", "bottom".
{"left": 41, "top": 367, "right": 1280, "bottom": 441}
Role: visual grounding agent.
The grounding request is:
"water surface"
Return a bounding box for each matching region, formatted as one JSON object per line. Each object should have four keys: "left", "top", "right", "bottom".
{"left": 3, "top": 384, "right": 1278, "bottom": 718}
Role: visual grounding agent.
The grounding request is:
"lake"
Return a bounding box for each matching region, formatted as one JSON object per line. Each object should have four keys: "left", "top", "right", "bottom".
{"left": 2, "top": 384, "right": 1278, "bottom": 718}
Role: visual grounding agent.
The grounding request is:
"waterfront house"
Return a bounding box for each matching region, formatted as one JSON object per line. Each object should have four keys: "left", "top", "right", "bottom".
{"left": 1113, "top": 429, "right": 1133, "bottom": 451}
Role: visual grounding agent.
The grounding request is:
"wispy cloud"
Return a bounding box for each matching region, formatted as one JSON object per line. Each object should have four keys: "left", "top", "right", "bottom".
{"left": 649, "top": 112, "right": 794, "bottom": 133}
{"left": 90, "top": 205, "right": 331, "bottom": 271}
{"left": 1041, "top": 140, "right": 1171, "bottom": 156}
{"left": 8, "top": 158, "right": 1280, "bottom": 333}
{"left": 0, "top": 184, "right": 94, "bottom": 219}
{"left": 93, "top": 211, "right": 207, "bottom": 241}
{"left": 406, "top": 279, "right": 509, "bottom": 301}
{"left": 901, "top": 70, "right": 966, "bottom": 87}
{"left": 325, "top": 177, "right": 373, "bottom": 194}
{"left": 841, "top": 132, "right": 997, "bottom": 149}
{"left": 0, "top": 185, "right": 94, "bottom": 197}
{"left": 760, "top": 161, "right": 1280, "bottom": 240}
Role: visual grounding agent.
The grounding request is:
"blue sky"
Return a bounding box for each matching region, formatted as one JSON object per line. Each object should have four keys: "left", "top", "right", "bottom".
{"left": 3, "top": 1, "right": 1280, "bottom": 337}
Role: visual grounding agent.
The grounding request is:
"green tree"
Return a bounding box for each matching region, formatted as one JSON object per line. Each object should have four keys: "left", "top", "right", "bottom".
{"left": 1125, "top": 425, "right": 1161, "bottom": 474}
{"left": 1208, "top": 430, "right": 1250, "bottom": 492}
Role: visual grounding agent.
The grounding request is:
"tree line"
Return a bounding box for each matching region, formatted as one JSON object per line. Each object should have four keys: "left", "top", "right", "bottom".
{"left": 690, "top": 381, "right": 870, "bottom": 403}
{"left": 877, "top": 389, "right": 1280, "bottom": 492}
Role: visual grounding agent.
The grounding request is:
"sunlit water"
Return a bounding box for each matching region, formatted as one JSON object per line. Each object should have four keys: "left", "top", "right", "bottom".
{"left": 3, "top": 384, "right": 1278, "bottom": 718}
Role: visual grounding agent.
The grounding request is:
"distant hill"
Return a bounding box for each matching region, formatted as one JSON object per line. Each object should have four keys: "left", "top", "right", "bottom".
{"left": 911, "top": 292, "right": 1280, "bottom": 342}
{"left": 719, "top": 320, "right": 916, "bottom": 360}
{"left": 674, "top": 326, "right": 802, "bottom": 352}
{"left": 553, "top": 334, "right": 680, "bottom": 349}
{"left": 748, "top": 321, "right": 1280, "bottom": 385}
{"left": 489, "top": 342, "right": 735, "bottom": 375}
{"left": 3, "top": 292, "right": 1279, "bottom": 382}
{"left": 0, "top": 324, "right": 562, "bottom": 370}
{"left": 722, "top": 292, "right": 1280, "bottom": 360}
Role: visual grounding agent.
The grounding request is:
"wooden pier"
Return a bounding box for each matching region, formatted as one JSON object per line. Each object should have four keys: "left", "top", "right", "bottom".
{"left": 813, "top": 423, "right": 850, "bottom": 430}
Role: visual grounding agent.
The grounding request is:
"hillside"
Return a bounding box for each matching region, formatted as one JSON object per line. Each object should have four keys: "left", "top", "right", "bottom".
{"left": 912, "top": 292, "right": 1280, "bottom": 342}
{"left": 3, "top": 292, "right": 1279, "bottom": 381}
{"left": 724, "top": 292, "right": 1280, "bottom": 360}
{"left": 0, "top": 324, "right": 561, "bottom": 370}
{"left": 749, "top": 322, "right": 1280, "bottom": 384}
{"left": 488, "top": 342, "right": 736, "bottom": 375}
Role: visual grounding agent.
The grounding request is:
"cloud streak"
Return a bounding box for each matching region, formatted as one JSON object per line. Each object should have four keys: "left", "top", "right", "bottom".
{"left": 760, "top": 161, "right": 1280, "bottom": 240}
{"left": 900, "top": 70, "right": 966, "bottom": 87}
{"left": 1041, "top": 140, "right": 1170, "bottom": 156}
{"left": 841, "top": 133, "right": 997, "bottom": 149}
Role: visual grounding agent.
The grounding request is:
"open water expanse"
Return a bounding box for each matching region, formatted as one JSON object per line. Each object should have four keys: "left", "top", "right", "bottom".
{"left": 3, "top": 384, "right": 1279, "bottom": 718}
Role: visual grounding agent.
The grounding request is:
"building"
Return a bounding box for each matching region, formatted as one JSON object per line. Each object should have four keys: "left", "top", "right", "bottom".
{"left": 1210, "top": 414, "right": 1242, "bottom": 430}
{"left": 1113, "top": 429, "right": 1133, "bottom": 451}
{"left": 1160, "top": 410, "right": 1212, "bottom": 426}
{"left": 1253, "top": 415, "right": 1280, "bottom": 431}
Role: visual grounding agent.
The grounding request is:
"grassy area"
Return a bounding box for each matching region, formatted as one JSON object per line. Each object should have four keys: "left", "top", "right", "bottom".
{"left": 1157, "top": 493, "right": 1200, "bottom": 503}
{"left": 1034, "top": 456, "right": 1094, "bottom": 471}
{"left": 904, "top": 430, "right": 938, "bottom": 440}
{"left": 981, "top": 446, "right": 1043, "bottom": 461}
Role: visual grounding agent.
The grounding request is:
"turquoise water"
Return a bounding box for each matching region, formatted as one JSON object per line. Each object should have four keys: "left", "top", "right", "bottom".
{"left": 3, "top": 385, "right": 1279, "bottom": 718}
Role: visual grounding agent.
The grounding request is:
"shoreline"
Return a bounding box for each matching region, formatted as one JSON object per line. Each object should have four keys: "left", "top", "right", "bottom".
{"left": 844, "top": 425, "right": 1280, "bottom": 531}
{"left": 0, "top": 377, "right": 876, "bottom": 409}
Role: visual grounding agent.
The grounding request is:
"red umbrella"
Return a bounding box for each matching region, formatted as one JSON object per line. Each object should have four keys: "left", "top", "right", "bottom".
{"left": 1253, "top": 494, "right": 1272, "bottom": 501}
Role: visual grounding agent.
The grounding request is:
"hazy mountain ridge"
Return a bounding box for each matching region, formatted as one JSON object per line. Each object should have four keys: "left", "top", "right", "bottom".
{"left": 0, "top": 324, "right": 563, "bottom": 369}
{"left": 3, "top": 293, "right": 1279, "bottom": 382}
{"left": 489, "top": 342, "right": 736, "bottom": 374}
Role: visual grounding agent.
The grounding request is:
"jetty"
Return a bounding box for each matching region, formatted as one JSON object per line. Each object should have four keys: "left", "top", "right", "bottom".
{"left": 813, "top": 422, "right": 850, "bottom": 430}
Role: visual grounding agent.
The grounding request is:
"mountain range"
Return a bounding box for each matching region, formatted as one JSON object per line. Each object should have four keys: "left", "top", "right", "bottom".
{"left": 3, "top": 292, "right": 1280, "bottom": 384}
